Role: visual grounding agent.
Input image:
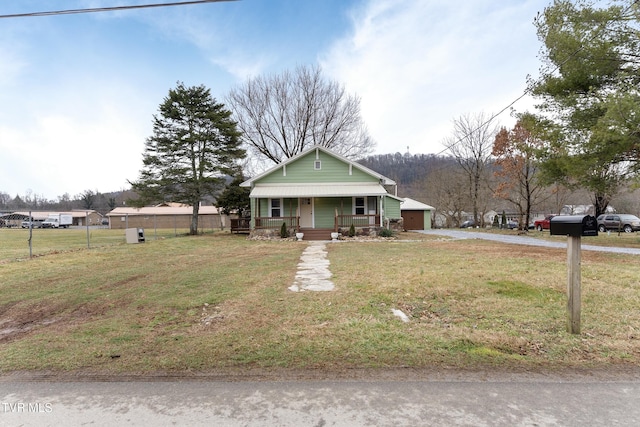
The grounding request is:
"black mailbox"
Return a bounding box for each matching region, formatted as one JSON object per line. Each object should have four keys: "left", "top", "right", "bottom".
{"left": 550, "top": 215, "right": 598, "bottom": 237}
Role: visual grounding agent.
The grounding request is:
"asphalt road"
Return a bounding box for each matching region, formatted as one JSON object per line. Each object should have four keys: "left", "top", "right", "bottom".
{"left": 415, "top": 229, "right": 640, "bottom": 255}
{"left": 2, "top": 374, "right": 640, "bottom": 426}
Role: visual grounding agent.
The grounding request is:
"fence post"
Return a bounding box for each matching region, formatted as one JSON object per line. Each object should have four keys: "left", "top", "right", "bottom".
{"left": 86, "top": 211, "right": 90, "bottom": 249}
{"left": 28, "top": 210, "right": 33, "bottom": 258}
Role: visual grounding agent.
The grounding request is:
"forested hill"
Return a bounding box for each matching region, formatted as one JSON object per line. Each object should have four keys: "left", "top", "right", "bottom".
{"left": 357, "top": 152, "right": 458, "bottom": 196}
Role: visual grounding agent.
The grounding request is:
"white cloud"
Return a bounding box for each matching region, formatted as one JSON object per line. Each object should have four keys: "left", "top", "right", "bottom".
{"left": 321, "top": 0, "right": 545, "bottom": 155}
{"left": 0, "top": 83, "right": 150, "bottom": 199}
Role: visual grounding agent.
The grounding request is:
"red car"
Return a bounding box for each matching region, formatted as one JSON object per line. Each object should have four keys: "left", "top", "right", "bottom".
{"left": 534, "top": 215, "right": 555, "bottom": 231}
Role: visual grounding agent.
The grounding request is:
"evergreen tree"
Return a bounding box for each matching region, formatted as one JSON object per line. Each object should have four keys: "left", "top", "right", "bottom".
{"left": 216, "top": 174, "right": 251, "bottom": 217}
{"left": 532, "top": 0, "right": 640, "bottom": 216}
{"left": 130, "top": 82, "right": 245, "bottom": 235}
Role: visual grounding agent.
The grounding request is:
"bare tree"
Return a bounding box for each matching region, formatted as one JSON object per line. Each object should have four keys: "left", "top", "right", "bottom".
{"left": 444, "top": 113, "right": 497, "bottom": 226}
{"left": 78, "top": 189, "right": 97, "bottom": 210}
{"left": 425, "top": 166, "right": 470, "bottom": 228}
{"left": 492, "top": 117, "right": 551, "bottom": 230}
{"left": 0, "top": 191, "right": 10, "bottom": 210}
{"left": 226, "top": 64, "right": 375, "bottom": 165}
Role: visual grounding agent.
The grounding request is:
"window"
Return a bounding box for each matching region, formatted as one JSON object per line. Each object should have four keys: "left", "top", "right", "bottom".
{"left": 314, "top": 160, "right": 321, "bottom": 170}
{"left": 270, "top": 199, "right": 281, "bottom": 217}
{"left": 355, "top": 197, "right": 365, "bottom": 215}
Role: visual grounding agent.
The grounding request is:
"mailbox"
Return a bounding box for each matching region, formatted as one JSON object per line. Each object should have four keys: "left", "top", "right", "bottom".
{"left": 550, "top": 215, "right": 598, "bottom": 237}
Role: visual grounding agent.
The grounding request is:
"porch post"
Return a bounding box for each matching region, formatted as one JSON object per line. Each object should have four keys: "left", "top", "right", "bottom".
{"left": 254, "top": 198, "right": 260, "bottom": 229}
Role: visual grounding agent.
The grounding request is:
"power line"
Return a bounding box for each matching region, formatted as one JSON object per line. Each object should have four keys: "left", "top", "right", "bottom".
{"left": 0, "top": 0, "right": 238, "bottom": 19}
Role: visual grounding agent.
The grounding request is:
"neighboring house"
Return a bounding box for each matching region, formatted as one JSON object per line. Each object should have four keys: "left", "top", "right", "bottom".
{"left": 560, "top": 205, "right": 595, "bottom": 215}
{"left": 560, "top": 204, "right": 616, "bottom": 216}
{"left": 400, "top": 198, "right": 435, "bottom": 230}
{"left": 106, "top": 203, "right": 229, "bottom": 231}
{"left": 240, "top": 145, "right": 404, "bottom": 240}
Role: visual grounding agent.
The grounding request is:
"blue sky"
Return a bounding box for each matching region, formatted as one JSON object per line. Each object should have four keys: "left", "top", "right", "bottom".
{"left": 0, "top": 0, "right": 550, "bottom": 200}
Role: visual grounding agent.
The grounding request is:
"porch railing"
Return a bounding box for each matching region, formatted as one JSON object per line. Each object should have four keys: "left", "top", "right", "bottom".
{"left": 335, "top": 214, "right": 379, "bottom": 229}
{"left": 230, "top": 218, "right": 251, "bottom": 233}
{"left": 254, "top": 216, "right": 300, "bottom": 230}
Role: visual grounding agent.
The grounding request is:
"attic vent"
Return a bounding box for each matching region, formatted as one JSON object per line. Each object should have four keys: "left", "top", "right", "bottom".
{"left": 314, "top": 160, "right": 321, "bottom": 170}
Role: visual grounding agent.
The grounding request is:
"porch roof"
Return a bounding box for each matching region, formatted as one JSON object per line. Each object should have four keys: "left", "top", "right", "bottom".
{"left": 249, "top": 183, "right": 389, "bottom": 198}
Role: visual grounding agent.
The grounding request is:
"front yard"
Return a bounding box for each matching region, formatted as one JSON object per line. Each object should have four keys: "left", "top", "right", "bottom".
{"left": 1, "top": 230, "right": 639, "bottom": 374}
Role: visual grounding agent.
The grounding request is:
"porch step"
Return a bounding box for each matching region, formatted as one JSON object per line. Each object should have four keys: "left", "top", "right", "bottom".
{"left": 299, "top": 228, "right": 334, "bottom": 241}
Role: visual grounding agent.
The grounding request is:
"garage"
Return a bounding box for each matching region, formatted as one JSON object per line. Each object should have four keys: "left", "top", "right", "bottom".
{"left": 400, "top": 198, "right": 435, "bottom": 230}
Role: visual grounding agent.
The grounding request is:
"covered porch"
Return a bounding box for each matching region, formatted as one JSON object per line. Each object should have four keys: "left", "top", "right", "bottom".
{"left": 248, "top": 184, "right": 391, "bottom": 240}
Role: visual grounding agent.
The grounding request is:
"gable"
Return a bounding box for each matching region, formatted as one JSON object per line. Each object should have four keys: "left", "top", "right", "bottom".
{"left": 242, "top": 146, "right": 395, "bottom": 187}
{"left": 256, "top": 150, "right": 375, "bottom": 184}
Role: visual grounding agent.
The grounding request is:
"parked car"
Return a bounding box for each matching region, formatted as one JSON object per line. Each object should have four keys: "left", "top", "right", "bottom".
{"left": 534, "top": 215, "right": 555, "bottom": 231}
{"left": 506, "top": 220, "right": 519, "bottom": 230}
{"left": 460, "top": 220, "right": 476, "bottom": 228}
{"left": 21, "top": 220, "right": 42, "bottom": 228}
{"left": 596, "top": 214, "right": 640, "bottom": 233}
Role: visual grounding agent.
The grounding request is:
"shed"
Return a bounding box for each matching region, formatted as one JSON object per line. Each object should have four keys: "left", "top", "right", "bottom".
{"left": 400, "top": 198, "right": 435, "bottom": 230}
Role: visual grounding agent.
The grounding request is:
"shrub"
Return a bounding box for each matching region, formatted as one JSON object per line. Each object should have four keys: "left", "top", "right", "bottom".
{"left": 280, "top": 222, "right": 288, "bottom": 238}
{"left": 379, "top": 228, "right": 393, "bottom": 238}
{"left": 348, "top": 224, "right": 356, "bottom": 237}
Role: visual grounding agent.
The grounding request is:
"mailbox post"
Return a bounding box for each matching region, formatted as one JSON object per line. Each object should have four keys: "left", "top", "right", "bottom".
{"left": 549, "top": 215, "right": 598, "bottom": 334}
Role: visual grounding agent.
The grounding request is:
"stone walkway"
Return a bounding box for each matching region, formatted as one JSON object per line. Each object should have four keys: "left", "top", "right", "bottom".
{"left": 288, "top": 242, "right": 335, "bottom": 292}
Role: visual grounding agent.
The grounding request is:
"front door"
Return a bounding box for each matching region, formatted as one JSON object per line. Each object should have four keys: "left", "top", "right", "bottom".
{"left": 299, "top": 198, "right": 313, "bottom": 228}
{"left": 368, "top": 197, "right": 377, "bottom": 225}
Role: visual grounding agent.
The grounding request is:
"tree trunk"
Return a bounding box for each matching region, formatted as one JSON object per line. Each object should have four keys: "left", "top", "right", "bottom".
{"left": 190, "top": 204, "right": 200, "bottom": 235}
{"left": 594, "top": 194, "right": 609, "bottom": 218}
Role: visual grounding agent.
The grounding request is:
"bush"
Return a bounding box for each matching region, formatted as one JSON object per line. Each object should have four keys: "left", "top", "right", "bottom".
{"left": 348, "top": 224, "right": 356, "bottom": 237}
{"left": 379, "top": 228, "right": 393, "bottom": 238}
{"left": 280, "top": 222, "right": 288, "bottom": 238}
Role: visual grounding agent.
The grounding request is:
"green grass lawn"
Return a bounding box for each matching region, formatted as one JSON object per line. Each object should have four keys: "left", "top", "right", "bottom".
{"left": 0, "top": 227, "right": 194, "bottom": 261}
{"left": 1, "top": 229, "right": 639, "bottom": 374}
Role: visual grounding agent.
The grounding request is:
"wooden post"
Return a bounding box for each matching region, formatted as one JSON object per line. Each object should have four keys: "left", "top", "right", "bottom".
{"left": 567, "top": 236, "right": 581, "bottom": 334}
{"left": 86, "top": 212, "right": 90, "bottom": 249}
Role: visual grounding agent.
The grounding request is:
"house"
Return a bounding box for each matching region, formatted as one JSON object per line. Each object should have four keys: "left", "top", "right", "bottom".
{"left": 106, "top": 203, "right": 229, "bottom": 231}
{"left": 240, "top": 145, "right": 404, "bottom": 240}
{"left": 400, "top": 198, "right": 435, "bottom": 230}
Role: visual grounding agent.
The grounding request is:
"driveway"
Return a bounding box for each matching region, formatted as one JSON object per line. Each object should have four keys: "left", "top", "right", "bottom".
{"left": 415, "top": 229, "right": 640, "bottom": 255}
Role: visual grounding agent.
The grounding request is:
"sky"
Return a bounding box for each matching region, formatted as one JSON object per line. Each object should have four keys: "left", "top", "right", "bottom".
{"left": 0, "top": 0, "right": 552, "bottom": 200}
